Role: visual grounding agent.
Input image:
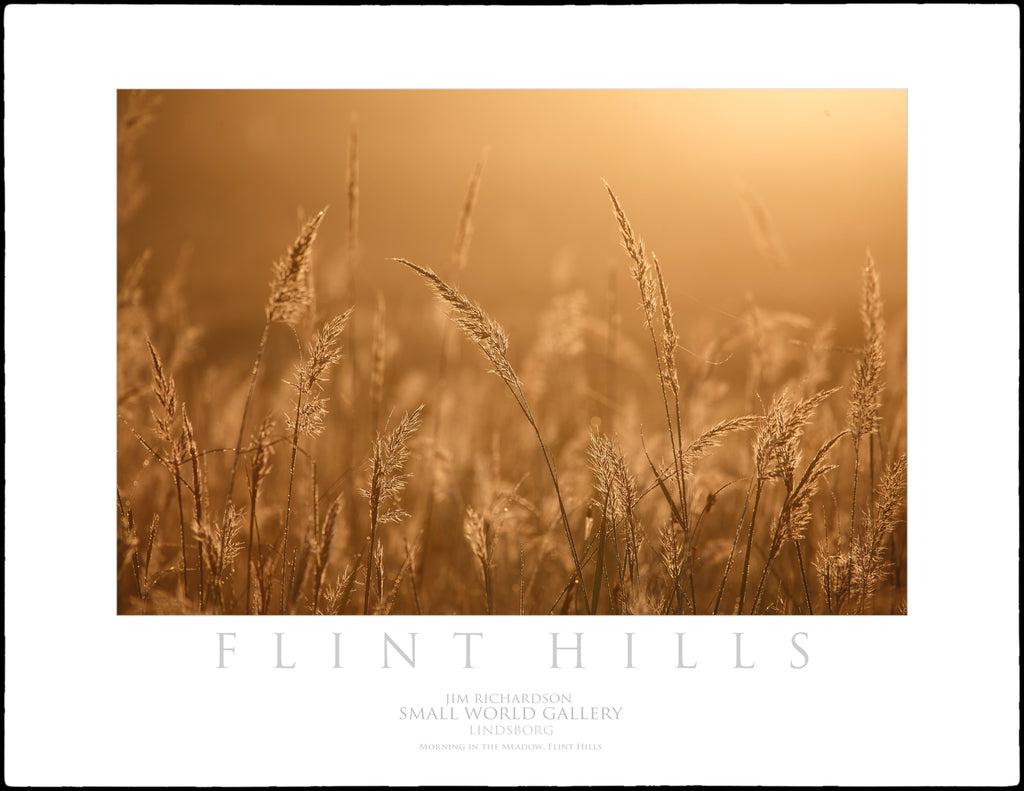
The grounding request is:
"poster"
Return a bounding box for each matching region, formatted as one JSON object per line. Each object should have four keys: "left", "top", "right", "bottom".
{"left": 5, "top": 6, "right": 1019, "bottom": 786}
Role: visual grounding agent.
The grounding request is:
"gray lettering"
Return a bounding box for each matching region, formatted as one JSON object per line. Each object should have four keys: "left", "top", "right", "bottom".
{"left": 551, "top": 632, "right": 584, "bottom": 669}
{"left": 453, "top": 632, "right": 483, "bottom": 669}
{"left": 217, "top": 632, "right": 235, "bottom": 669}
{"left": 676, "top": 632, "right": 697, "bottom": 668}
{"left": 383, "top": 633, "right": 417, "bottom": 668}
{"left": 275, "top": 632, "right": 295, "bottom": 669}
{"left": 790, "top": 631, "right": 809, "bottom": 669}
{"left": 734, "top": 632, "right": 754, "bottom": 669}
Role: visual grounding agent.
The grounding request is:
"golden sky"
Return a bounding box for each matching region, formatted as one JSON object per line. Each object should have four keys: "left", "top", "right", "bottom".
{"left": 122, "top": 90, "right": 906, "bottom": 346}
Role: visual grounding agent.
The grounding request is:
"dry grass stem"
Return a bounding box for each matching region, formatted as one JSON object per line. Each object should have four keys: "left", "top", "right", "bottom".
{"left": 361, "top": 405, "right": 425, "bottom": 614}
{"left": 398, "top": 258, "right": 591, "bottom": 611}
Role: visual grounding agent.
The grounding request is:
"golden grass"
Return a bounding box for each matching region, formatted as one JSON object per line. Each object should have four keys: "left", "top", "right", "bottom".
{"left": 117, "top": 119, "right": 906, "bottom": 617}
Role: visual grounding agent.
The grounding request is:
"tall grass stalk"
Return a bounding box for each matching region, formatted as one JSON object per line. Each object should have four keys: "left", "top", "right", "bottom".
{"left": 223, "top": 209, "right": 327, "bottom": 541}
{"left": 343, "top": 119, "right": 361, "bottom": 554}
{"left": 604, "top": 185, "right": 689, "bottom": 529}
{"left": 735, "top": 482, "right": 765, "bottom": 614}
{"left": 279, "top": 312, "right": 350, "bottom": 613}
{"left": 312, "top": 495, "right": 343, "bottom": 614}
{"left": 750, "top": 431, "right": 844, "bottom": 613}
{"left": 181, "top": 406, "right": 204, "bottom": 609}
{"left": 464, "top": 506, "right": 496, "bottom": 614}
{"left": 245, "top": 416, "right": 274, "bottom": 613}
{"left": 740, "top": 388, "right": 838, "bottom": 613}
{"left": 853, "top": 454, "right": 906, "bottom": 613}
{"left": 361, "top": 405, "right": 425, "bottom": 614}
{"left": 146, "top": 338, "right": 189, "bottom": 597}
{"left": 397, "top": 259, "right": 592, "bottom": 612}
{"left": 847, "top": 251, "right": 885, "bottom": 611}
{"left": 418, "top": 152, "right": 487, "bottom": 587}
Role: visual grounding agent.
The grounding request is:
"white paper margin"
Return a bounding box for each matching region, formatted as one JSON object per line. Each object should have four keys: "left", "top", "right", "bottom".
{"left": 4, "top": 5, "right": 1019, "bottom": 787}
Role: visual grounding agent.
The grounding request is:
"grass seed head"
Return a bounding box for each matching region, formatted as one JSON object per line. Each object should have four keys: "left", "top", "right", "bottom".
{"left": 267, "top": 209, "right": 327, "bottom": 325}
{"left": 396, "top": 259, "right": 521, "bottom": 390}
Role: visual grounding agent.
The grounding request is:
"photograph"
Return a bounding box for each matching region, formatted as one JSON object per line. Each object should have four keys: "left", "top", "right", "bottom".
{"left": 117, "top": 89, "right": 908, "bottom": 616}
